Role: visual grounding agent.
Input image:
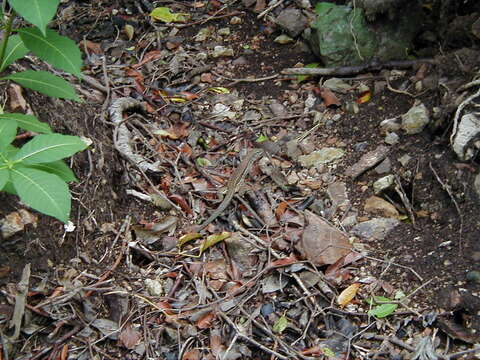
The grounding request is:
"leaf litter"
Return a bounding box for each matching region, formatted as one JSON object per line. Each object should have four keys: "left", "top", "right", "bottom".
{"left": 1, "top": 0, "right": 480, "bottom": 359}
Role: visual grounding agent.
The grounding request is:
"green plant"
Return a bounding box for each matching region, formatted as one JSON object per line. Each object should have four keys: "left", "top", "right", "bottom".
{"left": 0, "top": 0, "right": 88, "bottom": 223}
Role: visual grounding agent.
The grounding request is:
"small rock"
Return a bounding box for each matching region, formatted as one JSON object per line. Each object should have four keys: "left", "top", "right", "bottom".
{"left": 364, "top": 196, "right": 399, "bottom": 218}
{"left": 385, "top": 132, "right": 399, "bottom": 145}
{"left": 287, "top": 171, "right": 300, "bottom": 185}
{"left": 342, "top": 213, "right": 358, "bottom": 228}
{"left": 380, "top": 118, "right": 401, "bottom": 133}
{"left": 327, "top": 182, "right": 350, "bottom": 210}
{"left": 398, "top": 154, "right": 412, "bottom": 167}
{"left": 230, "top": 16, "right": 242, "bottom": 25}
{"left": 275, "top": 8, "right": 308, "bottom": 37}
{"left": 242, "top": 110, "right": 261, "bottom": 121}
{"left": 345, "top": 145, "right": 389, "bottom": 178}
{"left": 232, "top": 56, "right": 248, "bottom": 66}
{"left": 452, "top": 113, "right": 480, "bottom": 161}
{"left": 286, "top": 139, "right": 302, "bottom": 159}
{"left": 351, "top": 218, "right": 400, "bottom": 241}
{"left": 374, "top": 158, "right": 392, "bottom": 174}
{"left": 353, "top": 141, "right": 369, "bottom": 152}
{"left": 274, "top": 34, "right": 294, "bottom": 44}
{"left": 145, "top": 279, "right": 163, "bottom": 296}
{"left": 299, "top": 148, "right": 345, "bottom": 168}
{"left": 195, "top": 28, "right": 211, "bottom": 42}
{"left": 466, "top": 271, "right": 480, "bottom": 284}
{"left": 212, "top": 46, "right": 234, "bottom": 58}
{"left": 401, "top": 102, "right": 430, "bottom": 135}
{"left": 218, "top": 27, "right": 231, "bottom": 36}
{"left": 323, "top": 78, "right": 352, "bottom": 94}
{"left": 269, "top": 101, "right": 287, "bottom": 117}
{"left": 373, "top": 174, "right": 395, "bottom": 193}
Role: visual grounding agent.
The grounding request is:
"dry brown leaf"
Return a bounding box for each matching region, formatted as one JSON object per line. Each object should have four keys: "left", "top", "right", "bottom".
{"left": 78, "top": 39, "right": 103, "bottom": 54}
{"left": 210, "top": 329, "right": 225, "bottom": 357}
{"left": 132, "top": 50, "right": 162, "bottom": 69}
{"left": 316, "top": 87, "right": 341, "bottom": 107}
{"left": 196, "top": 312, "right": 215, "bottom": 329}
{"left": 182, "top": 349, "right": 201, "bottom": 360}
{"left": 118, "top": 323, "right": 141, "bottom": 349}
{"left": 7, "top": 84, "right": 27, "bottom": 112}
{"left": 337, "top": 283, "right": 360, "bottom": 307}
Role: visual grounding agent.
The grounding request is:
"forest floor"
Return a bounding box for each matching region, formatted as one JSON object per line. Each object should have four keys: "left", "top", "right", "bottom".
{"left": 1, "top": 1, "right": 480, "bottom": 359}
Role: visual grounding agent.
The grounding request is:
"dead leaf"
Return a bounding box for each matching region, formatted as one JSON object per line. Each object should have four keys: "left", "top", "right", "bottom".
{"left": 356, "top": 90, "right": 372, "bottom": 104}
{"left": 60, "top": 344, "right": 68, "bottom": 360}
{"left": 199, "top": 232, "right": 231, "bottom": 255}
{"left": 132, "top": 50, "right": 163, "bottom": 69}
{"left": 201, "top": 73, "right": 214, "bottom": 83}
{"left": 268, "top": 255, "right": 298, "bottom": 268}
{"left": 196, "top": 312, "right": 215, "bottom": 329}
{"left": 296, "top": 211, "right": 352, "bottom": 265}
{"left": 7, "top": 84, "right": 27, "bottom": 112}
{"left": 210, "top": 329, "right": 226, "bottom": 357}
{"left": 78, "top": 39, "right": 103, "bottom": 54}
{"left": 337, "top": 283, "right": 360, "bottom": 307}
{"left": 168, "top": 194, "right": 193, "bottom": 214}
{"left": 124, "top": 24, "right": 134, "bottom": 40}
{"left": 316, "top": 87, "right": 341, "bottom": 107}
{"left": 118, "top": 323, "right": 141, "bottom": 349}
{"left": 182, "top": 349, "right": 201, "bottom": 360}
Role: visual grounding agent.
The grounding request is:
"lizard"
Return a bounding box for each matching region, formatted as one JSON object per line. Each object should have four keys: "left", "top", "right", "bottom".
{"left": 195, "top": 148, "right": 264, "bottom": 232}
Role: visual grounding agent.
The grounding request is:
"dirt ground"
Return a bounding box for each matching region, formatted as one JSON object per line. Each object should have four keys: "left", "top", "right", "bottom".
{"left": 1, "top": 0, "right": 480, "bottom": 359}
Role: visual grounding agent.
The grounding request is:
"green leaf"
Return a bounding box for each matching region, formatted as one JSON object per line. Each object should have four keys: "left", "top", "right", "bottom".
{"left": 150, "top": 7, "right": 189, "bottom": 23}
{"left": 0, "top": 113, "right": 52, "bottom": 133}
{"left": 297, "top": 63, "right": 320, "bottom": 83}
{"left": 18, "top": 28, "right": 82, "bottom": 77}
{"left": 8, "top": 0, "right": 60, "bottom": 36}
{"left": 272, "top": 315, "right": 288, "bottom": 334}
{"left": 0, "top": 167, "right": 9, "bottom": 190}
{"left": 2, "top": 180, "right": 17, "bottom": 194}
{"left": 13, "top": 134, "right": 88, "bottom": 164}
{"left": 2, "top": 70, "right": 80, "bottom": 100}
{"left": 368, "top": 303, "right": 398, "bottom": 318}
{"left": 29, "top": 160, "right": 78, "bottom": 182}
{"left": 0, "top": 35, "right": 29, "bottom": 72}
{"left": 0, "top": 117, "right": 17, "bottom": 150}
{"left": 11, "top": 166, "right": 70, "bottom": 222}
{"left": 2, "top": 144, "right": 19, "bottom": 160}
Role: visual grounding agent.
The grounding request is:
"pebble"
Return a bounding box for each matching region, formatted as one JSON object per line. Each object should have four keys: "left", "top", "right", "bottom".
{"left": 385, "top": 132, "right": 399, "bottom": 145}
{"left": 373, "top": 174, "right": 395, "bottom": 193}
{"left": 466, "top": 271, "right": 480, "bottom": 284}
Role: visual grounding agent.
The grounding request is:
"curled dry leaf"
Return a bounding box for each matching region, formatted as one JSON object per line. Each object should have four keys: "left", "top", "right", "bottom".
{"left": 315, "top": 87, "right": 341, "bottom": 107}
{"left": 118, "top": 323, "right": 142, "bottom": 349}
{"left": 182, "top": 349, "right": 201, "bottom": 360}
{"left": 337, "top": 283, "right": 361, "bottom": 307}
{"left": 196, "top": 311, "right": 215, "bottom": 329}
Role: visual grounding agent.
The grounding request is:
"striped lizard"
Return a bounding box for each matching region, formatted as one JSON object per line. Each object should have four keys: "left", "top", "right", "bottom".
{"left": 195, "top": 148, "right": 264, "bottom": 231}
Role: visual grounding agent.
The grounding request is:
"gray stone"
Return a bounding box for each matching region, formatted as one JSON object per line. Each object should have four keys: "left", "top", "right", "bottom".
{"left": 452, "top": 113, "right": 480, "bottom": 161}
{"left": 373, "top": 174, "right": 395, "bottom": 193}
{"left": 475, "top": 172, "right": 480, "bottom": 200}
{"left": 374, "top": 158, "right": 392, "bottom": 174}
{"left": 385, "top": 132, "right": 399, "bottom": 145}
{"left": 380, "top": 118, "right": 401, "bottom": 133}
{"left": 401, "top": 103, "right": 430, "bottom": 135}
{"left": 351, "top": 218, "right": 400, "bottom": 241}
{"left": 274, "top": 34, "right": 294, "bottom": 44}
{"left": 269, "top": 101, "right": 287, "bottom": 117}
{"left": 212, "top": 46, "right": 234, "bottom": 58}
{"left": 275, "top": 9, "right": 308, "bottom": 37}
{"left": 364, "top": 196, "right": 399, "bottom": 218}
{"left": 353, "top": 141, "right": 369, "bottom": 152}
{"left": 299, "top": 148, "right": 345, "bottom": 168}
{"left": 345, "top": 145, "right": 389, "bottom": 178}
{"left": 323, "top": 78, "right": 352, "bottom": 94}
{"left": 327, "top": 182, "right": 350, "bottom": 210}
{"left": 398, "top": 154, "right": 412, "bottom": 167}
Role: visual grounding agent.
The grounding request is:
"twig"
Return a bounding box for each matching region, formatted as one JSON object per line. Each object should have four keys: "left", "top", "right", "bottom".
{"left": 257, "top": 0, "right": 284, "bottom": 19}
{"left": 429, "top": 162, "right": 463, "bottom": 251}
{"left": 282, "top": 59, "right": 437, "bottom": 76}
{"left": 450, "top": 85, "right": 480, "bottom": 145}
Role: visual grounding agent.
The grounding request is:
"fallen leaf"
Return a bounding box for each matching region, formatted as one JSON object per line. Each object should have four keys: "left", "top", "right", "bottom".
{"left": 196, "top": 312, "right": 215, "bottom": 329}
{"left": 337, "top": 283, "right": 360, "bottom": 307}
{"left": 7, "top": 84, "right": 27, "bottom": 112}
{"left": 273, "top": 315, "right": 288, "bottom": 333}
{"left": 316, "top": 87, "right": 341, "bottom": 107}
{"left": 78, "top": 39, "right": 103, "bottom": 54}
{"left": 178, "top": 232, "right": 202, "bottom": 249}
{"left": 268, "top": 255, "right": 298, "bottom": 268}
{"left": 150, "top": 7, "right": 189, "bottom": 23}
{"left": 356, "top": 90, "right": 372, "bottom": 104}
{"left": 182, "top": 349, "right": 201, "bottom": 360}
{"left": 199, "top": 232, "right": 231, "bottom": 255}
{"left": 118, "top": 323, "right": 141, "bottom": 349}
{"left": 124, "top": 24, "right": 135, "bottom": 40}
{"left": 210, "top": 329, "right": 225, "bottom": 357}
{"left": 132, "top": 50, "right": 162, "bottom": 69}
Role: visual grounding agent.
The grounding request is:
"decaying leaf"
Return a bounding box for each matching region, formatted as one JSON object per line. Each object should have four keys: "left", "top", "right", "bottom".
{"left": 273, "top": 315, "right": 288, "bottom": 334}
{"left": 178, "top": 232, "right": 202, "bottom": 248}
{"left": 199, "top": 232, "right": 231, "bottom": 255}
{"left": 316, "top": 87, "right": 341, "bottom": 107}
{"left": 196, "top": 311, "right": 215, "bottom": 329}
{"left": 124, "top": 24, "right": 134, "bottom": 41}
{"left": 337, "top": 283, "right": 360, "bottom": 307}
{"left": 118, "top": 323, "right": 142, "bottom": 349}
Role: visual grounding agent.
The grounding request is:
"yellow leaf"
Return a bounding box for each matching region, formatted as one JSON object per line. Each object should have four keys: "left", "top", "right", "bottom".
{"left": 208, "top": 87, "right": 230, "bottom": 94}
{"left": 124, "top": 24, "right": 134, "bottom": 40}
{"left": 177, "top": 232, "right": 202, "bottom": 249}
{"left": 199, "top": 232, "right": 231, "bottom": 255}
{"left": 153, "top": 129, "right": 178, "bottom": 139}
{"left": 337, "top": 283, "right": 360, "bottom": 307}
